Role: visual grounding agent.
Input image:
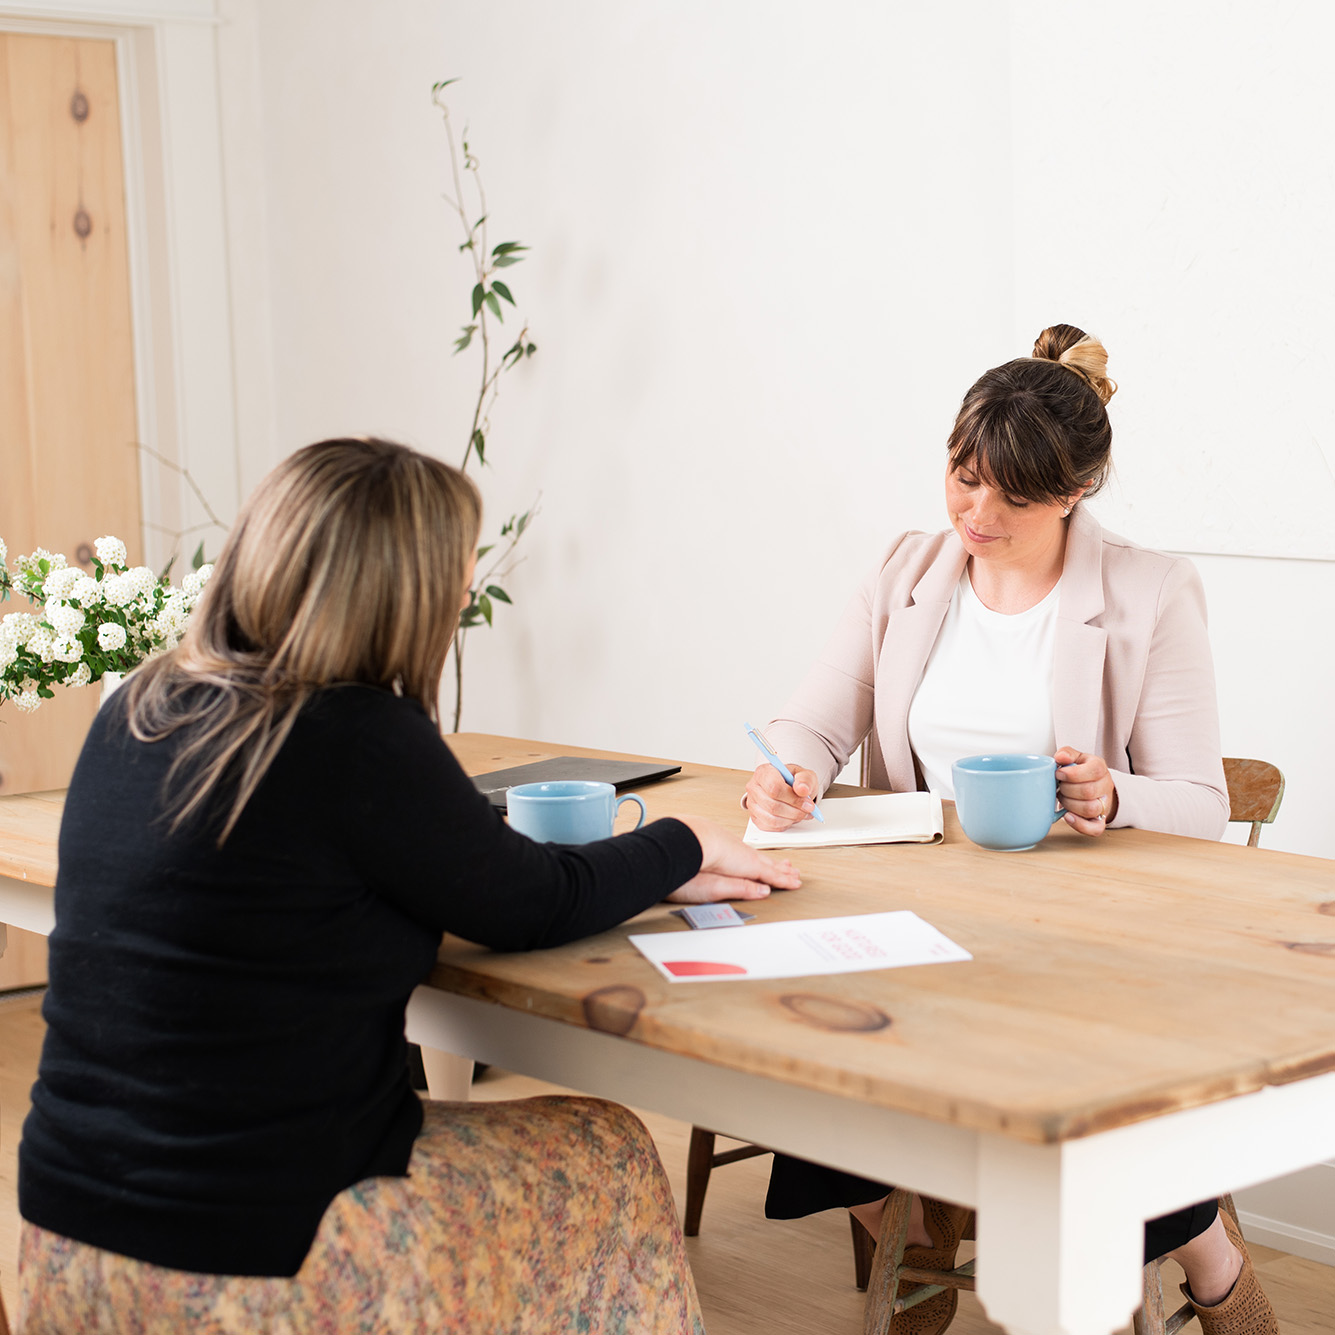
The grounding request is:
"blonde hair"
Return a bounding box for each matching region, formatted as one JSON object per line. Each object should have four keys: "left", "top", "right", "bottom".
{"left": 121, "top": 438, "right": 482, "bottom": 842}
{"left": 947, "top": 323, "right": 1116, "bottom": 505}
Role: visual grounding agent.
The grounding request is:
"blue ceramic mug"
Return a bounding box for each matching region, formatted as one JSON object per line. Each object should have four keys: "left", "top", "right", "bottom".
{"left": 951, "top": 754, "right": 1066, "bottom": 852}
{"left": 505, "top": 780, "right": 647, "bottom": 844}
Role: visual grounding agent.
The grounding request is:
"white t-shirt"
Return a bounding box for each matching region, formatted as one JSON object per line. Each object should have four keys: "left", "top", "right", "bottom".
{"left": 907, "top": 570, "right": 1060, "bottom": 799}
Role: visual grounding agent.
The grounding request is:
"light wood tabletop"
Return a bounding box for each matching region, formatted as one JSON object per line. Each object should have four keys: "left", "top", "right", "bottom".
{"left": 0, "top": 790, "right": 64, "bottom": 889}
{"left": 436, "top": 735, "right": 1335, "bottom": 1147}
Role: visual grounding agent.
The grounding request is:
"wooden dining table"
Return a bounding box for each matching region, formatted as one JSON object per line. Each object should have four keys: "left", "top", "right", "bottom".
{"left": 3, "top": 733, "right": 1334, "bottom": 1335}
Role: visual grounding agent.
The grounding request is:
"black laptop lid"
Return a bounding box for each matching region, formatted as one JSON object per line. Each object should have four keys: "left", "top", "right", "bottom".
{"left": 472, "top": 756, "right": 682, "bottom": 811}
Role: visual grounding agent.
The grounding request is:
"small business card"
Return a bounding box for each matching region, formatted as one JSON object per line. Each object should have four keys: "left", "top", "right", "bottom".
{"left": 670, "top": 904, "right": 755, "bottom": 930}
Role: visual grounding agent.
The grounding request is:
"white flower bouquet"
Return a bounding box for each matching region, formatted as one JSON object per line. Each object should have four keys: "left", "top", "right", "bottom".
{"left": 0, "top": 535, "right": 212, "bottom": 713}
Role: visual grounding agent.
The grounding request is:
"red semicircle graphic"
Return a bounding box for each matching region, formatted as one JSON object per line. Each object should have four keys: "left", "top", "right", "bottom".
{"left": 663, "top": 960, "right": 748, "bottom": 977}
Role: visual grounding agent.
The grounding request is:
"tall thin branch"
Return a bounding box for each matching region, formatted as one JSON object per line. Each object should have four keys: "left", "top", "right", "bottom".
{"left": 432, "top": 83, "right": 538, "bottom": 731}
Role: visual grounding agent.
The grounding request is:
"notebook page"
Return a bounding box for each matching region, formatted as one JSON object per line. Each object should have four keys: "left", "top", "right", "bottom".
{"left": 743, "top": 792, "right": 943, "bottom": 849}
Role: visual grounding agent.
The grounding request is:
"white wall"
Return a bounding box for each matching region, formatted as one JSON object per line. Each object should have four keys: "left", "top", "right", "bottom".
{"left": 1011, "top": 0, "right": 1335, "bottom": 562}
{"left": 1194, "top": 552, "right": 1333, "bottom": 853}
{"left": 217, "top": 0, "right": 1334, "bottom": 863}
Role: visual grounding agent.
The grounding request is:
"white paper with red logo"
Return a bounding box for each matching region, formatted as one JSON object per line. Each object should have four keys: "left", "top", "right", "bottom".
{"left": 629, "top": 910, "right": 971, "bottom": 983}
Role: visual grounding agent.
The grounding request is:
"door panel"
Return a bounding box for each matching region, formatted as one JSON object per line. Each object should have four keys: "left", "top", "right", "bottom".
{"left": 0, "top": 33, "right": 141, "bottom": 801}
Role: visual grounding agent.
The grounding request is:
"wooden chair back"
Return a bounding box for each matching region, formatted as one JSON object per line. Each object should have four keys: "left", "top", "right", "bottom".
{"left": 1222, "top": 758, "right": 1285, "bottom": 847}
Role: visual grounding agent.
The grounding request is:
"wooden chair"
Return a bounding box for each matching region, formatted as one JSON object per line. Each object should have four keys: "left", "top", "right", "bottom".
{"left": 682, "top": 1128, "right": 772, "bottom": 1237}
{"left": 863, "top": 1189, "right": 976, "bottom": 1331}
{"left": 684, "top": 752, "right": 1286, "bottom": 1327}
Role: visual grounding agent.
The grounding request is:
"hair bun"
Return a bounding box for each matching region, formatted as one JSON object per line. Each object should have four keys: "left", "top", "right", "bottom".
{"left": 1032, "top": 324, "right": 1117, "bottom": 406}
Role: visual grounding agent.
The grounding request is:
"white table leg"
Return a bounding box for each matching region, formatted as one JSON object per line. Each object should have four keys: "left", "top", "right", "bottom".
{"left": 0, "top": 875, "right": 56, "bottom": 937}
{"left": 405, "top": 991, "right": 475, "bottom": 1100}
{"left": 418, "top": 1047, "right": 473, "bottom": 1101}
{"left": 975, "top": 1135, "right": 1144, "bottom": 1335}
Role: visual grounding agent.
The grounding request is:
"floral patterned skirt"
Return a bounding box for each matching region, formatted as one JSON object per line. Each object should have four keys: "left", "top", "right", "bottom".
{"left": 19, "top": 1095, "right": 706, "bottom": 1335}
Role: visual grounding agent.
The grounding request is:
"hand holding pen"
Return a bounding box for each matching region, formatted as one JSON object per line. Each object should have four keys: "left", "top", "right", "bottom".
{"left": 743, "top": 723, "right": 825, "bottom": 830}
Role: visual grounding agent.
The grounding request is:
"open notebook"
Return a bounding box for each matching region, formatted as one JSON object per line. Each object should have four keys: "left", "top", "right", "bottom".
{"left": 743, "top": 792, "right": 944, "bottom": 849}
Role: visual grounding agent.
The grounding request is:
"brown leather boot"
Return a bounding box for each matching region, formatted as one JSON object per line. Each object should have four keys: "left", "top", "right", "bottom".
{"left": 893, "top": 1196, "right": 973, "bottom": 1334}
{"left": 1180, "top": 1210, "right": 1280, "bottom": 1335}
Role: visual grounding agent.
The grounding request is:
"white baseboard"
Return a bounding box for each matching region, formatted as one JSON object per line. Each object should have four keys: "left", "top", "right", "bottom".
{"left": 1237, "top": 1209, "right": 1335, "bottom": 1268}
{"left": 1232, "top": 1161, "right": 1335, "bottom": 1268}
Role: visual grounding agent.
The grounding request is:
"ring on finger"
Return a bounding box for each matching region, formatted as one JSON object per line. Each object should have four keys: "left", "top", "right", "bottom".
{"left": 1099, "top": 794, "right": 1109, "bottom": 820}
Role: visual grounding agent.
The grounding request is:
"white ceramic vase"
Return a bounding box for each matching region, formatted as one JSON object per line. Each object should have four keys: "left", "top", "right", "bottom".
{"left": 99, "top": 671, "right": 124, "bottom": 707}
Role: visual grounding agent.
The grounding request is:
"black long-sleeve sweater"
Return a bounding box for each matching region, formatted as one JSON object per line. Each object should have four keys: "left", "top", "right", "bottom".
{"left": 19, "top": 685, "right": 701, "bottom": 1276}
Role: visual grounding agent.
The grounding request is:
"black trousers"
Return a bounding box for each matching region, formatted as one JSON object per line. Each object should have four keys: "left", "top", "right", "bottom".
{"left": 766, "top": 1155, "right": 1217, "bottom": 1266}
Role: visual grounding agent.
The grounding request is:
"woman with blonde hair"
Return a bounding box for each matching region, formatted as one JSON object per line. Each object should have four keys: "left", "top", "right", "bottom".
{"left": 746, "top": 328, "right": 1278, "bottom": 1335}
{"left": 18, "top": 437, "right": 798, "bottom": 1334}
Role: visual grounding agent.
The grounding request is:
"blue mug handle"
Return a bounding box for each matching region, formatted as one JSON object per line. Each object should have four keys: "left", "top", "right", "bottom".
{"left": 1051, "top": 775, "right": 1067, "bottom": 824}
{"left": 616, "top": 793, "right": 647, "bottom": 831}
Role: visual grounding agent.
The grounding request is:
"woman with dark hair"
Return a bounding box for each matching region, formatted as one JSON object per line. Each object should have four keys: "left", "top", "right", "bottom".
{"left": 744, "top": 329, "right": 1277, "bottom": 1335}
{"left": 18, "top": 437, "right": 800, "bottom": 1335}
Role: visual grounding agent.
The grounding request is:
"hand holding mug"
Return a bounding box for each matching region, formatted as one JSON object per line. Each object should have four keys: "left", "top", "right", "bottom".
{"left": 1054, "top": 747, "right": 1118, "bottom": 837}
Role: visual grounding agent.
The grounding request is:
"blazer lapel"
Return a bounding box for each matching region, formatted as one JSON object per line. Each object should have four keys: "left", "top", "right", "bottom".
{"left": 876, "top": 540, "right": 965, "bottom": 790}
{"left": 1054, "top": 508, "right": 1108, "bottom": 756}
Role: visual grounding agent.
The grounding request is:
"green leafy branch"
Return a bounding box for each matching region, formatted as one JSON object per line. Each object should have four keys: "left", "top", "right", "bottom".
{"left": 433, "top": 80, "right": 537, "bottom": 477}
{"left": 456, "top": 500, "right": 540, "bottom": 632}
{"left": 432, "top": 78, "right": 540, "bottom": 730}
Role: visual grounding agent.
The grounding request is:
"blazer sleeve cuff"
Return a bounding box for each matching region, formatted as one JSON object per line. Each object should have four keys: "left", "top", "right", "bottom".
{"left": 1108, "top": 770, "right": 1229, "bottom": 841}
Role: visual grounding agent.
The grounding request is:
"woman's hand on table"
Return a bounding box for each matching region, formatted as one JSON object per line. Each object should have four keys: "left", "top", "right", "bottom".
{"left": 1055, "top": 747, "right": 1119, "bottom": 836}
{"left": 742, "top": 763, "right": 822, "bottom": 832}
{"left": 669, "top": 816, "right": 802, "bottom": 903}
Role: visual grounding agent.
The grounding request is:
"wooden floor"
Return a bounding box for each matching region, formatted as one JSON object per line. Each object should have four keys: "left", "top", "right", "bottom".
{"left": 1, "top": 990, "right": 1331, "bottom": 1332}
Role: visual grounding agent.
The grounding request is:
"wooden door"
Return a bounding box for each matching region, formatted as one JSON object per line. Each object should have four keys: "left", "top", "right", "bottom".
{"left": 0, "top": 34, "right": 142, "bottom": 989}
{"left": 0, "top": 33, "right": 141, "bottom": 798}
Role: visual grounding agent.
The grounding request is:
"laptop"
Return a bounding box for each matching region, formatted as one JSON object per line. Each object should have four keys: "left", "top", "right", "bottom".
{"left": 472, "top": 756, "right": 683, "bottom": 811}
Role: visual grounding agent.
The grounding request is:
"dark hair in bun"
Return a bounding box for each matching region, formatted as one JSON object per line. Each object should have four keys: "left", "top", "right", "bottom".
{"left": 947, "top": 324, "right": 1116, "bottom": 506}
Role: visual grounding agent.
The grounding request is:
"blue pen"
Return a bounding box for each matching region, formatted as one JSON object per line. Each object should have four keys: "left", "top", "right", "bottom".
{"left": 744, "top": 722, "right": 824, "bottom": 822}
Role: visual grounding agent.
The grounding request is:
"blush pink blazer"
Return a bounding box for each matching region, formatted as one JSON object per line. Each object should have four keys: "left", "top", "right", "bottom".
{"left": 766, "top": 506, "right": 1229, "bottom": 840}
